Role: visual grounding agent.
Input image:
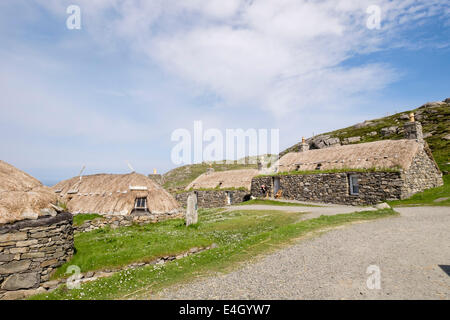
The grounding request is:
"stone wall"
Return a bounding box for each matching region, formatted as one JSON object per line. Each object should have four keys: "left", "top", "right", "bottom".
{"left": 0, "top": 212, "right": 74, "bottom": 299}
{"left": 402, "top": 148, "right": 443, "bottom": 198}
{"left": 251, "top": 172, "right": 404, "bottom": 205}
{"left": 175, "top": 190, "right": 250, "bottom": 208}
{"left": 74, "top": 212, "right": 185, "bottom": 233}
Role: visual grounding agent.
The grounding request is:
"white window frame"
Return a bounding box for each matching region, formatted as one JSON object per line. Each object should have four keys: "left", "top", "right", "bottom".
{"left": 349, "top": 175, "right": 359, "bottom": 195}
{"left": 134, "top": 197, "right": 147, "bottom": 210}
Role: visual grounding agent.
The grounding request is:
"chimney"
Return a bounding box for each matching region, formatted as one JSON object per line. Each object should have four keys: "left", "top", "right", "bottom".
{"left": 206, "top": 164, "right": 215, "bottom": 175}
{"left": 404, "top": 112, "right": 423, "bottom": 142}
{"left": 298, "top": 137, "right": 309, "bottom": 152}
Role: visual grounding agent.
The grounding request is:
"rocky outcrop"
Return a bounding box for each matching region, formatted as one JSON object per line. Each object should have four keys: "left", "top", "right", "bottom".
{"left": 380, "top": 126, "right": 398, "bottom": 137}
{"left": 308, "top": 135, "right": 341, "bottom": 149}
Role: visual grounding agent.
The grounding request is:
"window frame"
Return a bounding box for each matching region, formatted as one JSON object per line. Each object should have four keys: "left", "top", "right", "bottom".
{"left": 134, "top": 197, "right": 147, "bottom": 210}
{"left": 349, "top": 174, "right": 359, "bottom": 195}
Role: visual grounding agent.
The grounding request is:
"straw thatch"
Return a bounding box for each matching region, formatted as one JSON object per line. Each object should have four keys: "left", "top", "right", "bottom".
{"left": 186, "top": 169, "right": 260, "bottom": 191}
{"left": 278, "top": 139, "right": 421, "bottom": 172}
{"left": 0, "top": 160, "right": 57, "bottom": 225}
{"left": 52, "top": 173, "right": 181, "bottom": 215}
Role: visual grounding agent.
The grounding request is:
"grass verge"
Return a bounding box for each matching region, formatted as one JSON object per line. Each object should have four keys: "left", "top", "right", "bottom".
{"left": 31, "top": 207, "right": 397, "bottom": 300}
{"left": 72, "top": 214, "right": 104, "bottom": 226}
{"left": 388, "top": 175, "right": 450, "bottom": 207}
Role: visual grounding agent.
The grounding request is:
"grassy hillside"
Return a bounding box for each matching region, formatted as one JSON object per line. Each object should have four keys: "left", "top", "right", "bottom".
{"left": 282, "top": 99, "right": 450, "bottom": 173}
{"left": 162, "top": 155, "right": 276, "bottom": 193}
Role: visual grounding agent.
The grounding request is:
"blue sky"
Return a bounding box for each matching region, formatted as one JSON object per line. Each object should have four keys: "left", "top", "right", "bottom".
{"left": 0, "top": 0, "right": 449, "bottom": 185}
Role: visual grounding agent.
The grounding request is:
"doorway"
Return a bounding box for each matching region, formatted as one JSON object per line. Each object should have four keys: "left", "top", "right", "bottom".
{"left": 273, "top": 177, "right": 280, "bottom": 197}
{"left": 226, "top": 191, "right": 231, "bottom": 205}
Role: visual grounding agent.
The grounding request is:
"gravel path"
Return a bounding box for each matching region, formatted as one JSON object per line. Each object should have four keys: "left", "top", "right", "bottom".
{"left": 153, "top": 206, "right": 450, "bottom": 300}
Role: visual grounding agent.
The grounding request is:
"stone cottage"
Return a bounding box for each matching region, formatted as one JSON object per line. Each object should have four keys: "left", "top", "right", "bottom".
{"left": 176, "top": 168, "right": 260, "bottom": 208}
{"left": 52, "top": 172, "right": 183, "bottom": 221}
{"left": 251, "top": 117, "right": 443, "bottom": 205}
{"left": 0, "top": 161, "right": 74, "bottom": 299}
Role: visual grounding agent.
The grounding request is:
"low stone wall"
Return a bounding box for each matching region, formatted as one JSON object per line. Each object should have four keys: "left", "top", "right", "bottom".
{"left": 0, "top": 212, "right": 74, "bottom": 299}
{"left": 74, "top": 212, "right": 185, "bottom": 233}
{"left": 251, "top": 172, "right": 404, "bottom": 205}
{"left": 175, "top": 190, "right": 250, "bottom": 208}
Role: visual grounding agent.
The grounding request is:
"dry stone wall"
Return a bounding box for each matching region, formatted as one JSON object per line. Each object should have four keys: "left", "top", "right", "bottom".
{"left": 0, "top": 212, "right": 74, "bottom": 299}
{"left": 176, "top": 190, "right": 250, "bottom": 208}
{"left": 74, "top": 212, "right": 184, "bottom": 233}
{"left": 251, "top": 172, "right": 404, "bottom": 205}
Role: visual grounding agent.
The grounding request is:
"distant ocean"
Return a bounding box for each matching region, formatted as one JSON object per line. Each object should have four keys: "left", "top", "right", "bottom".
{"left": 41, "top": 180, "right": 59, "bottom": 187}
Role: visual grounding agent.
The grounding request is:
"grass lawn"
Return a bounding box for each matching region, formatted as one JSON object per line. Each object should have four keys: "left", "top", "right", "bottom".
{"left": 388, "top": 175, "right": 450, "bottom": 207}
{"left": 239, "top": 199, "right": 321, "bottom": 207}
{"left": 32, "top": 207, "right": 397, "bottom": 300}
{"left": 72, "top": 214, "right": 104, "bottom": 226}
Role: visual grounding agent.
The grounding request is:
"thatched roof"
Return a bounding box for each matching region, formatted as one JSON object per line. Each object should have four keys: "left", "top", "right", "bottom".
{"left": 0, "top": 160, "right": 57, "bottom": 225}
{"left": 186, "top": 169, "right": 259, "bottom": 191}
{"left": 52, "top": 173, "right": 181, "bottom": 215}
{"left": 278, "top": 139, "right": 422, "bottom": 172}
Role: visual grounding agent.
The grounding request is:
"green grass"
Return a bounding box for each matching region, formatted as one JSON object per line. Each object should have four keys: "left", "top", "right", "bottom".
{"left": 52, "top": 208, "right": 303, "bottom": 278}
{"left": 239, "top": 199, "right": 321, "bottom": 207}
{"left": 388, "top": 175, "right": 450, "bottom": 207}
{"left": 72, "top": 214, "right": 104, "bottom": 226}
{"left": 32, "top": 207, "right": 397, "bottom": 300}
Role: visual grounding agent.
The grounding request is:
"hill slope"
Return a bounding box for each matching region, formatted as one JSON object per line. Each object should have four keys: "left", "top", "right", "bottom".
{"left": 163, "top": 98, "right": 449, "bottom": 193}
{"left": 281, "top": 98, "right": 450, "bottom": 173}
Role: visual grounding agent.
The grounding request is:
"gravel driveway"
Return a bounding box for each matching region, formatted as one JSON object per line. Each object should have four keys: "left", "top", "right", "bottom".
{"left": 154, "top": 206, "right": 450, "bottom": 300}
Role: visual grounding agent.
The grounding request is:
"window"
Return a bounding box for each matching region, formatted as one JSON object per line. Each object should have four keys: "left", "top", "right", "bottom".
{"left": 349, "top": 175, "right": 359, "bottom": 195}
{"left": 134, "top": 197, "right": 147, "bottom": 209}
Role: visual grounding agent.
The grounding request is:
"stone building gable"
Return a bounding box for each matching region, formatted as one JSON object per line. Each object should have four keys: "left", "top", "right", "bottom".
{"left": 401, "top": 148, "right": 443, "bottom": 198}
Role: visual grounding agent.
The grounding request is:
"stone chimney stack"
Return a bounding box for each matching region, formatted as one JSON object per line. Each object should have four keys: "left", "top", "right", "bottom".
{"left": 206, "top": 164, "right": 215, "bottom": 175}
{"left": 298, "top": 137, "right": 309, "bottom": 152}
{"left": 404, "top": 112, "right": 423, "bottom": 143}
{"left": 257, "top": 161, "right": 263, "bottom": 171}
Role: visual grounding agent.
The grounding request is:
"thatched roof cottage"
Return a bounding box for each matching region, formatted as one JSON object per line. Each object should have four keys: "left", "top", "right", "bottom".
{"left": 0, "top": 161, "right": 73, "bottom": 299}
{"left": 251, "top": 117, "right": 443, "bottom": 205}
{"left": 52, "top": 172, "right": 181, "bottom": 216}
{"left": 176, "top": 168, "right": 260, "bottom": 208}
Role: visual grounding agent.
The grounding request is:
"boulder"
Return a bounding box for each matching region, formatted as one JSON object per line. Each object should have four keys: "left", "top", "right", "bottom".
{"left": 309, "top": 135, "right": 341, "bottom": 149}
{"left": 399, "top": 114, "right": 410, "bottom": 121}
{"left": 1, "top": 272, "right": 39, "bottom": 291}
{"left": 374, "top": 203, "right": 391, "bottom": 210}
{"left": 346, "top": 136, "right": 361, "bottom": 143}
{"left": 380, "top": 126, "right": 398, "bottom": 137}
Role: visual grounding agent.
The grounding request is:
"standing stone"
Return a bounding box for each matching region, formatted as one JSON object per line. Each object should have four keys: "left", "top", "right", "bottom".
{"left": 186, "top": 193, "right": 198, "bottom": 226}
